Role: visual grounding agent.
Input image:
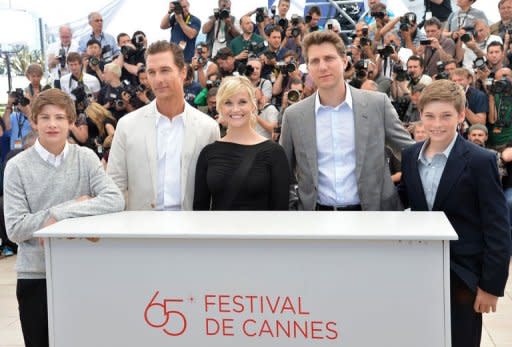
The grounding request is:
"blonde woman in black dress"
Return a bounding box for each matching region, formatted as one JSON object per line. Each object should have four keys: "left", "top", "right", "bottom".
{"left": 193, "top": 76, "right": 290, "bottom": 210}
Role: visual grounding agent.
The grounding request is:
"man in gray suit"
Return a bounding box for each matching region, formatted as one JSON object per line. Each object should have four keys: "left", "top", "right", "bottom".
{"left": 107, "top": 41, "right": 219, "bottom": 211}
{"left": 280, "top": 31, "right": 414, "bottom": 211}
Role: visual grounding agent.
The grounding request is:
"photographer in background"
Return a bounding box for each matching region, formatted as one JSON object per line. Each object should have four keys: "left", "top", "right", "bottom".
{"left": 242, "top": 58, "right": 272, "bottom": 103}
{"left": 60, "top": 52, "right": 101, "bottom": 108}
{"left": 419, "top": 17, "right": 456, "bottom": 76}
{"left": 213, "top": 47, "right": 238, "bottom": 77}
{"left": 281, "top": 14, "right": 306, "bottom": 64}
{"left": 2, "top": 90, "right": 31, "bottom": 152}
{"left": 46, "top": 25, "right": 79, "bottom": 88}
{"left": 131, "top": 66, "right": 155, "bottom": 109}
{"left": 83, "top": 39, "right": 105, "bottom": 83}
{"left": 391, "top": 55, "right": 432, "bottom": 100}
{"left": 79, "top": 12, "right": 120, "bottom": 63}
{"left": 462, "top": 20, "right": 502, "bottom": 69}
{"left": 202, "top": 0, "right": 240, "bottom": 57}
{"left": 191, "top": 42, "right": 218, "bottom": 87}
{"left": 305, "top": 6, "right": 322, "bottom": 33}
{"left": 184, "top": 64, "right": 203, "bottom": 106}
{"left": 380, "top": 12, "right": 427, "bottom": 55}
{"left": 490, "top": 0, "right": 512, "bottom": 40}
{"left": 451, "top": 67, "right": 488, "bottom": 129}
{"left": 118, "top": 32, "right": 146, "bottom": 85}
{"left": 160, "top": 0, "right": 201, "bottom": 62}
{"left": 488, "top": 67, "right": 512, "bottom": 149}
{"left": 255, "top": 88, "right": 279, "bottom": 139}
{"left": 97, "top": 63, "right": 132, "bottom": 119}
{"left": 272, "top": 51, "right": 302, "bottom": 108}
{"left": 229, "top": 15, "right": 264, "bottom": 61}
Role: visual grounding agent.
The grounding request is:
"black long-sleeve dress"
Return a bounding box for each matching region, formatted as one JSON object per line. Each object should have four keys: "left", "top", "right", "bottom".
{"left": 193, "top": 140, "right": 291, "bottom": 210}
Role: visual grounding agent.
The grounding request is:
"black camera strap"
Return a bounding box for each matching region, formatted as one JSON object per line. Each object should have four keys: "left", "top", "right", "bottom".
{"left": 69, "top": 73, "right": 83, "bottom": 90}
{"left": 16, "top": 113, "right": 27, "bottom": 139}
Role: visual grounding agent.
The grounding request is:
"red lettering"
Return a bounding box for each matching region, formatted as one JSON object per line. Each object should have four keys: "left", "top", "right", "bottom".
{"left": 219, "top": 295, "right": 230, "bottom": 313}
{"left": 281, "top": 296, "right": 296, "bottom": 314}
{"left": 204, "top": 295, "right": 215, "bottom": 312}
{"left": 266, "top": 296, "right": 281, "bottom": 313}
{"left": 293, "top": 320, "right": 308, "bottom": 338}
{"left": 222, "top": 319, "right": 234, "bottom": 336}
{"left": 275, "top": 320, "right": 291, "bottom": 338}
{"left": 258, "top": 320, "right": 274, "bottom": 337}
{"left": 298, "top": 297, "right": 310, "bottom": 315}
{"left": 311, "top": 321, "right": 324, "bottom": 339}
{"left": 325, "top": 321, "right": 339, "bottom": 340}
{"left": 242, "top": 319, "right": 256, "bottom": 337}
{"left": 233, "top": 295, "right": 244, "bottom": 313}
{"left": 246, "top": 296, "right": 257, "bottom": 313}
{"left": 205, "top": 318, "right": 220, "bottom": 335}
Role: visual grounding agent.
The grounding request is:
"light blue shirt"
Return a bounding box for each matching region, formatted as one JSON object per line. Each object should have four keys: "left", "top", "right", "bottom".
{"left": 315, "top": 86, "right": 360, "bottom": 206}
{"left": 418, "top": 134, "right": 458, "bottom": 210}
{"left": 155, "top": 104, "right": 186, "bottom": 211}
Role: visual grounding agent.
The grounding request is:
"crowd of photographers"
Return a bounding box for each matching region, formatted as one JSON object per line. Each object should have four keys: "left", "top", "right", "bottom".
{"left": 2, "top": 0, "right": 512, "bottom": 253}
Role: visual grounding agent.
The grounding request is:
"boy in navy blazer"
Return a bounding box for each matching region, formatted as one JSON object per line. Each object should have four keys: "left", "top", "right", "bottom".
{"left": 399, "top": 80, "right": 511, "bottom": 347}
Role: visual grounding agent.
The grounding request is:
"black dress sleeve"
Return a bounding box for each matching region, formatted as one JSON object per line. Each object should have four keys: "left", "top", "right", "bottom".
{"left": 270, "top": 144, "right": 292, "bottom": 210}
{"left": 193, "top": 146, "right": 212, "bottom": 210}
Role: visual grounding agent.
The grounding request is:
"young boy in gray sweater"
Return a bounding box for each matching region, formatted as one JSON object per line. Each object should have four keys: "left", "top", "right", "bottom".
{"left": 3, "top": 88, "right": 125, "bottom": 347}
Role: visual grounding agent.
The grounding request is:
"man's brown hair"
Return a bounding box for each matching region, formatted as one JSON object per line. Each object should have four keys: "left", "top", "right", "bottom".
{"left": 67, "top": 52, "right": 81, "bottom": 64}
{"left": 30, "top": 88, "right": 77, "bottom": 124}
{"left": 145, "top": 40, "right": 185, "bottom": 70}
{"left": 302, "top": 30, "right": 345, "bottom": 63}
{"left": 25, "top": 64, "right": 43, "bottom": 78}
{"left": 417, "top": 79, "right": 466, "bottom": 113}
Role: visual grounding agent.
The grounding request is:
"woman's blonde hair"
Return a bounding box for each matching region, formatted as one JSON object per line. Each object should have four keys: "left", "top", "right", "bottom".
{"left": 216, "top": 76, "right": 258, "bottom": 128}
{"left": 84, "top": 102, "right": 116, "bottom": 137}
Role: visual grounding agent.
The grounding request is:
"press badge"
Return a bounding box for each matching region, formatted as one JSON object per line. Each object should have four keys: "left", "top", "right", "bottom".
{"left": 14, "top": 140, "right": 22, "bottom": 149}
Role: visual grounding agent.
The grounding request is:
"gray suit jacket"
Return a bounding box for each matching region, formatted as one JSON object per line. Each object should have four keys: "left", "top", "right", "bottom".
{"left": 279, "top": 86, "right": 414, "bottom": 211}
{"left": 107, "top": 100, "right": 220, "bottom": 211}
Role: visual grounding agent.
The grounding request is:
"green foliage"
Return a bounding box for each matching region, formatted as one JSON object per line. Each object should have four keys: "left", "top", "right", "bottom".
{"left": 0, "top": 46, "right": 44, "bottom": 76}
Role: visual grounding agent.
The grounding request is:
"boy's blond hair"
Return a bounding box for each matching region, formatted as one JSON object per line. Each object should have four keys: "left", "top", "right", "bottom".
{"left": 417, "top": 79, "right": 466, "bottom": 113}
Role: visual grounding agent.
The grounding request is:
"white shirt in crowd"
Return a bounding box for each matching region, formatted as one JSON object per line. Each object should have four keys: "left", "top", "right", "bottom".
{"left": 60, "top": 73, "right": 101, "bottom": 101}
{"left": 46, "top": 40, "right": 80, "bottom": 81}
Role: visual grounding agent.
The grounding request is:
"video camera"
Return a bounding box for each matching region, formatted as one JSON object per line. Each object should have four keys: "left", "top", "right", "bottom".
{"left": 8, "top": 88, "right": 30, "bottom": 107}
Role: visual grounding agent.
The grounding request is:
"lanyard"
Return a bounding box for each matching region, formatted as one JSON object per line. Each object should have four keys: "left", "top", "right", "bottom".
{"left": 16, "top": 114, "right": 27, "bottom": 139}
{"left": 69, "top": 73, "right": 83, "bottom": 90}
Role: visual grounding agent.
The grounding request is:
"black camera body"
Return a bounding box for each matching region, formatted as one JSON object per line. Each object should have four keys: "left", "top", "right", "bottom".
{"left": 371, "top": 11, "right": 385, "bottom": 19}
{"left": 490, "top": 77, "right": 512, "bottom": 95}
{"left": 460, "top": 26, "right": 475, "bottom": 43}
{"left": 399, "top": 13, "right": 416, "bottom": 31}
{"left": 214, "top": 8, "right": 230, "bottom": 20}
{"left": 238, "top": 63, "right": 255, "bottom": 77}
{"left": 378, "top": 45, "right": 394, "bottom": 57}
{"left": 255, "top": 7, "right": 266, "bottom": 23}
{"left": 277, "top": 17, "right": 288, "bottom": 29}
{"left": 393, "top": 65, "right": 409, "bottom": 82}
{"left": 206, "top": 79, "right": 221, "bottom": 89}
{"left": 172, "top": 1, "right": 183, "bottom": 15}
{"left": 435, "top": 62, "right": 449, "bottom": 80}
{"left": 245, "top": 41, "right": 266, "bottom": 58}
{"left": 9, "top": 88, "right": 30, "bottom": 107}
{"left": 473, "top": 57, "right": 487, "bottom": 70}
{"left": 277, "top": 59, "right": 296, "bottom": 74}
{"left": 58, "top": 48, "right": 67, "bottom": 68}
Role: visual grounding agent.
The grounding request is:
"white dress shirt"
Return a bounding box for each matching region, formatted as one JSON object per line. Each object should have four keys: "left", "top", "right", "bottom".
{"left": 315, "top": 85, "right": 360, "bottom": 206}
{"left": 46, "top": 40, "right": 79, "bottom": 81}
{"left": 60, "top": 73, "right": 101, "bottom": 100}
{"left": 155, "top": 106, "right": 185, "bottom": 211}
{"left": 34, "top": 139, "right": 69, "bottom": 168}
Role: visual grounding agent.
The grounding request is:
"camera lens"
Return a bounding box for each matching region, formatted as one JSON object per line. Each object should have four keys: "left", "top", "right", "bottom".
{"left": 287, "top": 89, "right": 300, "bottom": 103}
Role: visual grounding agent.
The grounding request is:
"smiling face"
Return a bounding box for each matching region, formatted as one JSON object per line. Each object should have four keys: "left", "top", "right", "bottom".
{"left": 306, "top": 42, "right": 346, "bottom": 92}
{"left": 420, "top": 101, "right": 464, "bottom": 149}
{"left": 146, "top": 50, "right": 186, "bottom": 102}
{"left": 219, "top": 89, "right": 256, "bottom": 129}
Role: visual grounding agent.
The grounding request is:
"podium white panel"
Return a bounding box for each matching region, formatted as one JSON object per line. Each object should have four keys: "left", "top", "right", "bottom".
{"left": 38, "top": 211, "right": 457, "bottom": 347}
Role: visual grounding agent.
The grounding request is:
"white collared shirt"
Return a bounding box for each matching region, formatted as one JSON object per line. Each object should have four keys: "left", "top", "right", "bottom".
{"left": 155, "top": 104, "right": 186, "bottom": 211}
{"left": 315, "top": 85, "right": 360, "bottom": 206}
{"left": 34, "top": 139, "right": 69, "bottom": 168}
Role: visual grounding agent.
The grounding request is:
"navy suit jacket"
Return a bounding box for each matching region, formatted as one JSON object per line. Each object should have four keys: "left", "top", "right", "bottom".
{"left": 399, "top": 135, "right": 510, "bottom": 296}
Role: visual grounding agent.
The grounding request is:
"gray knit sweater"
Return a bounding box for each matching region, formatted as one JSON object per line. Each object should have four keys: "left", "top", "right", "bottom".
{"left": 4, "top": 144, "right": 125, "bottom": 279}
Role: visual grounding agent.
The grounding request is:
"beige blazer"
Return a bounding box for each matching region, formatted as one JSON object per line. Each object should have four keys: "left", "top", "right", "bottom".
{"left": 107, "top": 101, "right": 220, "bottom": 211}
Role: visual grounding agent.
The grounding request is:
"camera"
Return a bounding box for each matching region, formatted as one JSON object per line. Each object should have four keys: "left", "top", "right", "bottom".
{"left": 106, "top": 92, "right": 125, "bottom": 109}
{"left": 206, "top": 79, "right": 221, "bottom": 89}
{"left": 245, "top": 41, "right": 266, "bottom": 58}
{"left": 490, "top": 77, "right": 512, "bottom": 95}
{"left": 473, "top": 56, "right": 487, "bottom": 70}
{"left": 399, "top": 13, "right": 416, "bottom": 31}
{"left": 435, "top": 61, "right": 449, "bottom": 80}
{"left": 354, "top": 59, "right": 369, "bottom": 79}
{"left": 238, "top": 63, "right": 255, "bottom": 77}
{"left": 371, "top": 11, "right": 385, "bottom": 19}
{"left": 263, "top": 50, "right": 277, "bottom": 61}
{"left": 460, "top": 26, "right": 475, "bottom": 43}
{"left": 196, "top": 46, "right": 207, "bottom": 65}
{"left": 362, "top": 27, "right": 369, "bottom": 37}
{"left": 133, "top": 33, "right": 145, "bottom": 49}
{"left": 277, "top": 17, "right": 288, "bottom": 29}
{"left": 121, "top": 80, "right": 138, "bottom": 98}
{"left": 277, "top": 59, "right": 296, "bottom": 74}
{"left": 305, "top": 15, "right": 312, "bottom": 24}
{"left": 8, "top": 88, "right": 30, "bottom": 107}
{"left": 172, "top": 1, "right": 183, "bottom": 15}
{"left": 291, "top": 14, "right": 300, "bottom": 26}
{"left": 287, "top": 89, "right": 301, "bottom": 103}
{"left": 327, "top": 23, "right": 333, "bottom": 30}
{"left": 58, "top": 48, "right": 67, "bottom": 68}
{"left": 121, "top": 45, "right": 137, "bottom": 60}
{"left": 214, "top": 8, "right": 230, "bottom": 20}
{"left": 377, "top": 45, "right": 394, "bottom": 57}
{"left": 393, "top": 65, "right": 409, "bottom": 82}
{"left": 256, "top": 7, "right": 266, "bottom": 23}
{"left": 89, "top": 56, "right": 100, "bottom": 67}
{"left": 420, "top": 39, "right": 432, "bottom": 45}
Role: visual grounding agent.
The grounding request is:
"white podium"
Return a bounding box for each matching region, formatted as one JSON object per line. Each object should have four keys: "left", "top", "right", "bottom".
{"left": 37, "top": 211, "right": 457, "bottom": 347}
